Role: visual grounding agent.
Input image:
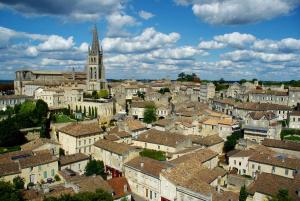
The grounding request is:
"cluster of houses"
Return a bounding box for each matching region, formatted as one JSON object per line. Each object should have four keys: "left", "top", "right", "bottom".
{"left": 1, "top": 75, "right": 300, "bottom": 201}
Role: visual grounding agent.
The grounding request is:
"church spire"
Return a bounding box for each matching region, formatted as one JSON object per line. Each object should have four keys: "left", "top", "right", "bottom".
{"left": 91, "top": 25, "right": 100, "bottom": 54}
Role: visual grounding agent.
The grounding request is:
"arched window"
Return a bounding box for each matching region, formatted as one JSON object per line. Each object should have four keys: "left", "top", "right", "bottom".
{"left": 94, "top": 67, "right": 97, "bottom": 79}
{"left": 90, "top": 67, "right": 93, "bottom": 79}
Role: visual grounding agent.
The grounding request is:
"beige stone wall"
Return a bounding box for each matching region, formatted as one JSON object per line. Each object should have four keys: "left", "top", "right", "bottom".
{"left": 248, "top": 161, "right": 294, "bottom": 179}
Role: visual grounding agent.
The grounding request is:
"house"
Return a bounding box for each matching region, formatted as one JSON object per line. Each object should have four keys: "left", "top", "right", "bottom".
{"left": 21, "top": 138, "right": 60, "bottom": 157}
{"left": 59, "top": 153, "right": 89, "bottom": 175}
{"left": 152, "top": 119, "right": 175, "bottom": 131}
{"left": 288, "top": 87, "right": 300, "bottom": 107}
{"left": 175, "top": 118, "right": 199, "bottom": 135}
{"left": 248, "top": 152, "right": 300, "bottom": 179}
{"left": 0, "top": 150, "right": 58, "bottom": 186}
{"left": 0, "top": 95, "right": 32, "bottom": 111}
{"left": 191, "top": 134, "right": 224, "bottom": 154}
{"left": 58, "top": 122, "right": 104, "bottom": 155}
{"left": 262, "top": 138, "right": 300, "bottom": 159}
{"left": 132, "top": 129, "right": 191, "bottom": 154}
{"left": 289, "top": 111, "right": 300, "bottom": 129}
{"left": 247, "top": 173, "right": 300, "bottom": 201}
{"left": 118, "top": 119, "right": 147, "bottom": 139}
{"left": 248, "top": 90, "right": 289, "bottom": 106}
{"left": 124, "top": 156, "right": 171, "bottom": 201}
{"left": 199, "top": 83, "right": 216, "bottom": 103}
{"left": 107, "top": 177, "right": 132, "bottom": 201}
{"left": 170, "top": 148, "right": 219, "bottom": 170}
{"left": 243, "top": 111, "right": 282, "bottom": 143}
{"left": 93, "top": 139, "right": 141, "bottom": 178}
{"left": 160, "top": 157, "right": 234, "bottom": 201}
{"left": 106, "top": 127, "right": 132, "bottom": 144}
{"left": 201, "top": 117, "right": 239, "bottom": 140}
{"left": 130, "top": 101, "right": 154, "bottom": 119}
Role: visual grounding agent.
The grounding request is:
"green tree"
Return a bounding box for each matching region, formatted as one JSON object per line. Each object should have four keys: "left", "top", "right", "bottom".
{"left": 140, "top": 149, "right": 166, "bottom": 161}
{"left": 239, "top": 79, "right": 247, "bottom": 84}
{"left": 19, "top": 100, "right": 35, "bottom": 114}
{"left": 35, "top": 99, "right": 48, "bottom": 119}
{"left": 92, "top": 90, "right": 98, "bottom": 99}
{"left": 239, "top": 185, "right": 248, "bottom": 201}
{"left": 98, "top": 90, "right": 109, "bottom": 98}
{"left": 224, "top": 130, "right": 244, "bottom": 153}
{"left": 0, "top": 180, "right": 23, "bottom": 201}
{"left": 40, "top": 118, "right": 51, "bottom": 138}
{"left": 137, "top": 91, "right": 145, "bottom": 100}
{"left": 178, "top": 72, "right": 186, "bottom": 81}
{"left": 143, "top": 104, "right": 157, "bottom": 124}
{"left": 13, "top": 176, "right": 24, "bottom": 190}
{"left": 270, "top": 189, "right": 293, "bottom": 201}
{"left": 85, "top": 160, "right": 105, "bottom": 177}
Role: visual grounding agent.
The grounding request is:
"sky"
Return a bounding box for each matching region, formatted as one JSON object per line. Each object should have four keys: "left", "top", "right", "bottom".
{"left": 0, "top": 0, "right": 300, "bottom": 81}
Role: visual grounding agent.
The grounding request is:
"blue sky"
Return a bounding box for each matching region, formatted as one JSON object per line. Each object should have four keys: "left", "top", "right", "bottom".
{"left": 0, "top": 0, "right": 300, "bottom": 80}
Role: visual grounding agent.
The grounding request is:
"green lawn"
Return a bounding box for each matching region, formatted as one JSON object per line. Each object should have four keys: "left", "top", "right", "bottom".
{"left": 139, "top": 149, "right": 166, "bottom": 161}
{"left": 0, "top": 146, "right": 21, "bottom": 154}
{"left": 284, "top": 135, "right": 300, "bottom": 142}
{"left": 53, "top": 114, "right": 76, "bottom": 123}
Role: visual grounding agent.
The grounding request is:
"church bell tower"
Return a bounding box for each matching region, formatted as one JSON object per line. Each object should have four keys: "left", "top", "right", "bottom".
{"left": 86, "top": 25, "right": 107, "bottom": 91}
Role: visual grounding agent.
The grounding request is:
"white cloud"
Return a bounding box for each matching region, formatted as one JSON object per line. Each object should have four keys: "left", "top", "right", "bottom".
{"left": 106, "top": 12, "right": 138, "bottom": 37}
{"left": 25, "top": 46, "right": 38, "bottom": 57}
{"left": 214, "top": 32, "right": 256, "bottom": 48}
{"left": 103, "top": 27, "right": 180, "bottom": 53}
{"left": 150, "top": 46, "right": 203, "bottom": 59}
{"left": 223, "top": 50, "right": 298, "bottom": 63}
{"left": 138, "top": 10, "right": 155, "bottom": 20}
{"left": 198, "top": 40, "right": 225, "bottom": 49}
{"left": 253, "top": 38, "right": 300, "bottom": 53}
{"left": 78, "top": 42, "right": 89, "bottom": 53}
{"left": 37, "top": 35, "right": 74, "bottom": 51}
{"left": 191, "top": 0, "right": 299, "bottom": 25}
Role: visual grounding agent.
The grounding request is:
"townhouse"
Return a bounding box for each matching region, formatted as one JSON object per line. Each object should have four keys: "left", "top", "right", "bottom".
{"left": 132, "top": 129, "right": 191, "bottom": 154}
{"left": 124, "top": 156, "right": 171, "bottom": 201}
{"left": 21, "top": 138, "right": 60, "bottom": 157}
{"left": 262, "top": 138, "right": 300, "bottom": 159}
{"left": 0, "top": 150, "right": 58, "bottom": 186}
{"left": 93, "top": 139, "right": 141, "bottom": 178}
{"left": 243, "top": 111, "right": 282, "bottom": 143}
{"left": 289, "top": 111, "right": 300, "bottom": 129}
{"left": 130, "top": 101, "right": 155, "bottom": 120}
{"left": 248, "top": 90, "right": 289, "bottom": 105}
{"left": 191, "top": 134, "right": 224, "bottom": 154}
{"left": 0, "top": 95, "right": 32, "bottom": 111}
{"left": 58, "top": 122, "right": 104, "bottom": 155}
{"left": 199, "top": 83, "right": 216, "bottom": 103}
{"left": 59, "top": 153, "right": 89, "bottom": 175}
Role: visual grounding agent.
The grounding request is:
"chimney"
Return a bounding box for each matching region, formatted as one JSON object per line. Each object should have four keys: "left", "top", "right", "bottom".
{"left": 140, "top": 162, "right": 144, "bottom": 168}
{"left": 124, "top": 184, "right": 128, "bottom": 193}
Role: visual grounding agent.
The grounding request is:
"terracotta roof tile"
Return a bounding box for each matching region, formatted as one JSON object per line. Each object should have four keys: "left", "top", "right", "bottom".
{"left": 107, "top": 177, "right": 131, "bottom": 199}
{"left": 262, "top": 138, "right": 300, "bottom": 152}
{"left": 94, "top": 139, "right": 140, "bottom": 155}
{"left": 59, "top": 153, "right": 89, "bottom": 166}
{"left": 58, "top": 122, "right": 103, "bottom": 137}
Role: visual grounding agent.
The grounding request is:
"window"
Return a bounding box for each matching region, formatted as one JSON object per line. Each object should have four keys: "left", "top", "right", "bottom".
{"left": 158, "top": 145, "right": 160, "bottom": 150}
{"left": 38, "top": 165, "right": 42, "bottom": 171}
{"left": 43, "top": 171, "right": 48, "bottom": 179}
{"left": 252, "top": 164, "right": 255, "bottom": 169}
{"left": 258, "top": 165, "right": 261, "bottom": 171}
{"left": 234, "top": 160, "right": 236, "bottom": 165}
{"left": 51, "top": 169, "right": 55, "bottom": 176}
{"left": 84, "top": 140, "right": 86, "bottom": 145}
{"left": 78, "top": 164, "right": 81, "bottom": 169}
{"left": 243, "top": 169, "right": 246, "bottom": 174}
{"left": 272, "top": 166, "right": 276, "bottom": 173}
{"left": 78, "top": 141, "right": 81, "bottom": 146}
{"left": 89, "top": 139, "right": 91, "bottom": 144}
{"left": 239, "top": 162, "right": 241, "bottom": 166}
{"left": 285, "top": 169, "right": 289, "bottom": 175}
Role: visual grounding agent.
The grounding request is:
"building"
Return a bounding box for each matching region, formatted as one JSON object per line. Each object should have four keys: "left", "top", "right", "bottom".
{"left": 58, "top": 122, "right": 104, "bottom": 155}
{"left": 247, "top": 173, "right": 300, "bottom": 201}
{"left": 133, "top": 129, "right": 191, "bottom": 154}
{"left": 129, "top": 101, "right": 155, "bottom": 120}
{"left": 262, "top": 138, "right": 300, "bottom": 159}
{"left": 248, "top": 152, "right": 300, "bottom": 179}
{"left": 288, "top": 87, "right": 300, "bottom": 107}
{"left": 21, "top": 138, "right": 60, "bottom": 157}
{"left": 86, "top": 26, "right": 107, "bottom": 91}
{"left": 124, "top": 156, "right": 171, "bottom": 201}
{"left": 0, "top": 95, "right": 32, "bottom": 111}
{"left": 107, "top": 177, "right": 132, "bottom": 201}
{"left": 248, "top": 90, "right": 289, "bottom": 105}
{"left": 0, "top": 150, "right": 58, "bottom": 186}
{"left": 59, "top": 153, "right": 90, "bottom": 175}
{"left": 93, "top": 139, "right": 141, "bottom": 178}
{"left": 152, "top": 119, "right": 175, "bottom": 131}
{"left": 289, "top": 111, "right": 300, "bottom": 129}
{"left": 191, "top": 134, "right": 224, "bottom": 154}
{"left": 199, "top": 83, "right": 215, "bottom": 103}
{"left": 243, "top": 111, "right": 282, "bottom": 143}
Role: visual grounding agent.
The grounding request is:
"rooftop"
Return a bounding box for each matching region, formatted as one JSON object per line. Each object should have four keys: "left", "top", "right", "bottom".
{"left": 59, "top": 153, "right": 89, "bottom": 166}
{"left": 125, "top": 156, "right": 170, "bottom": 178}
{"left": 58, "top": 122, "right": 102, "bottom": 137}
{"left": 135, "top": 129, "right": 188, "bottom": 148}
{"left": 262, "top": 138, "right": 300, "bottom": 152}
{"left": 170, "top": 148, "right": 218, "bottom": 165}
{"left": 94, "top": 139, "right": 139, "bottom": 155}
